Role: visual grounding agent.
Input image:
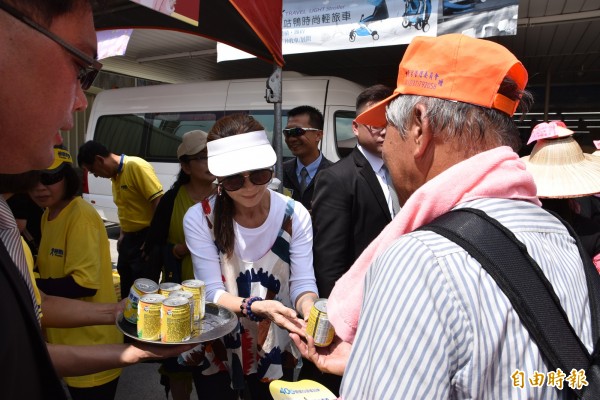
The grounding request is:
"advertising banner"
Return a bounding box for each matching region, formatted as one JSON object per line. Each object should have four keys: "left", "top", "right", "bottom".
{"left": 218, "top": 0, "right": 518, "bottom": 62}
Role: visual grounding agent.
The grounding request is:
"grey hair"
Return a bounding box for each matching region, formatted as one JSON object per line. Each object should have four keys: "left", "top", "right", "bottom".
{"left": 385, "top": 79, "right": 533, "bottom": 156}
{"left": 385, "top": 96, "right": 522, "bottom": 155}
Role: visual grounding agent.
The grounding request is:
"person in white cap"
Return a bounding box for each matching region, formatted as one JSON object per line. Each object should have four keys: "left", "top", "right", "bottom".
{"left": 144, "top": 130, "right": 216, "bottom": 400}
{"left": 183, "top": 113, "right": 319, "bottom": 399}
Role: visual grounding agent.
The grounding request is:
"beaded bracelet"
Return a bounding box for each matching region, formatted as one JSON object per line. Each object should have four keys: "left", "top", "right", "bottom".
{"left": 244, "top": 296, "right": 264, "bottom": 322}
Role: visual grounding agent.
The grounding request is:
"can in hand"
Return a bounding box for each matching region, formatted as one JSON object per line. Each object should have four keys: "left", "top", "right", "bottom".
{"left": 305, "top": 298, "right": 335, "bottom": 347}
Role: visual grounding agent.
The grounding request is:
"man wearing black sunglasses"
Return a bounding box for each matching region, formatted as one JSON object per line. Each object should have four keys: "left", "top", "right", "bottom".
{"left": 282, "top": 105, "right": 334, "bottom": 212}
{"left": 0, "top": 2, "right": 193, "bottom": 398}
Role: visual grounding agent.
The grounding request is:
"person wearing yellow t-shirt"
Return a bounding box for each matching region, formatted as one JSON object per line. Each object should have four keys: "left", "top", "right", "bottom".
{"left": 31, "top": 146, "right": 123, "bottom": 400}
{"left": 77, "top": 141, "right": 163, "bottom": 300}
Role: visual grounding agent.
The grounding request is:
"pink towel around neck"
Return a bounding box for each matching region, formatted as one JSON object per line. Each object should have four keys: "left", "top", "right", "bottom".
{"left": 327, "top": 146, "right": 541, "bottom": 344}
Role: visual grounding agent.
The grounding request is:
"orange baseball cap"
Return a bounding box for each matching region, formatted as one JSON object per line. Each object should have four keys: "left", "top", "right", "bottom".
{"left": 356, "top": 34, "right": 528, "bottom": 126}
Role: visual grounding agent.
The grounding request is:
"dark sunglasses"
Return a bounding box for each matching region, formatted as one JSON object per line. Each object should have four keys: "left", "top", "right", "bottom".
{"left": 282, "top": 127, "right": 321, "bottom": 138}
{"left": 186, "top": 155, "right": 208, "bottom": 162}
{"left": 0, "top": 1, "right": 102, "bottom": 90}
{"left": 40, "top": 171, "right": 65, "bottom": 186}
{"left": 219, "top": 169, "right": 273, "bottom": 192}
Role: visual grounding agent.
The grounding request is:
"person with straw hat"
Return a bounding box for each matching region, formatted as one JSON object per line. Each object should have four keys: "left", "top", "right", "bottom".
{"left": 575, "top": 140, "right": 600, "bottom": 226}
{"left": 521, "top": 120, "right": 600, "bottom": 198}
{"left": 522, "top": 120, "right": 600, "bottom": 272}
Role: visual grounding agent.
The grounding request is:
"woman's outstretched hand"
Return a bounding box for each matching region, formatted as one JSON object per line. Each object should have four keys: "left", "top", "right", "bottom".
{"left": 253, "top": 299, "right": 305, "bottom": 336}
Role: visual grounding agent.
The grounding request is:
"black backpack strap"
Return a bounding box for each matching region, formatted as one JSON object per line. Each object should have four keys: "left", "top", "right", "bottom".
{"left": 546, "top": 210, "right": 600, "bottom": 344}
{"left": 418, "top": 207, "right": 599, "bottom": 399}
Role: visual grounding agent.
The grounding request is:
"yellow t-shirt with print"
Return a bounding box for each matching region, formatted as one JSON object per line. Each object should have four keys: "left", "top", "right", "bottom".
{"left": 111, "top": 155, "right": 163, "bottom": 232}
{"left": 37, "top": 197, "right": 122, "bottom": 388}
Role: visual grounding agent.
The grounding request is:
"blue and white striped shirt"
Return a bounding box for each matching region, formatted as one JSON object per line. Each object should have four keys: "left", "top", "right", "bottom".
{"left": 341, "top": 198, "right": 593, "bottom": 400}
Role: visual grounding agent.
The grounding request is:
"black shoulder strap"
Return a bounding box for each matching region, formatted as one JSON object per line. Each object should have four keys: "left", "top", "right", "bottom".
{"left": 419, "top": 208, "right": 600, "bottom": 399}
{"left": 546, "top": 209, "right": 600, "bottom": 343}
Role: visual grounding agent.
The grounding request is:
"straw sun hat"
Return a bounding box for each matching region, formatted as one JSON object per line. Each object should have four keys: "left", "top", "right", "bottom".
{"left": 521, "top": 122, "right": 600, "bottom": 198}
{"left": 593, "top": 140, "right": 600, "bottom": 157}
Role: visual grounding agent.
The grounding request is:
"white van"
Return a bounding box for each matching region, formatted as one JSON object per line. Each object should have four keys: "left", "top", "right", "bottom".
{"left": 82, "top": 73, "right": 364, "bottom": 223}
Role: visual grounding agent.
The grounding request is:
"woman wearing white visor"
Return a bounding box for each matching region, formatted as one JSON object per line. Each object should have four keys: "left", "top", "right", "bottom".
{"left": 183, "top": 114, "right": 318, "bottom": 399}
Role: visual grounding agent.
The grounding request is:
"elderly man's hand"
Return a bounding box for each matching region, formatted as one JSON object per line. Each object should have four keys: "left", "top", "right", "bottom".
{"left": 290, "top": 333, "right": 350, "bottom": 376}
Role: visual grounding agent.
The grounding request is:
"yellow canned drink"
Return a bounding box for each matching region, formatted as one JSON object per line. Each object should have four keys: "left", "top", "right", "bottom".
{"left": 137, "top": 294, "right": 166, "bottom": 340}
{"left": 161, "top": 296, "right": 192, "bottom": 343}
{"left": 305, "top": 299, "right": 335, "bottom": 347}
{"left": 159, "top": 282, "right": 182, "bottom": 297}
{"left": 123, "top": 278, "right": 159, "bottom": 324}
{"left": 170, "top": 290, "right": 195, "bottom": 334}
{"left": 112, "top": 270, "right": 121, "bottom": 301}
{"left": 181, "top": 279, "right": 205, "bottom": 321}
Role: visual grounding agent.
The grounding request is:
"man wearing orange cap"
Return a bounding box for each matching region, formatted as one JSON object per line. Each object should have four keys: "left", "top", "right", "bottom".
{"left": 292, "top": 34, "right": 595, "bottom": 399}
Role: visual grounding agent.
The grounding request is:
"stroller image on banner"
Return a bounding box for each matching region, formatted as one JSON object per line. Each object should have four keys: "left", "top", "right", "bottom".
{"left": 401, "top": 0, "right": 432, "bottom": 32}
{"left": 349, "top": 0, "right": 389, "bottom": 42}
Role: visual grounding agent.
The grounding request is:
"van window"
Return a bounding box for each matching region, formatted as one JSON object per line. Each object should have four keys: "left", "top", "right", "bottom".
{"left": 147, "top": 112, "right": 221, "bottom": 160}
{"left": 94, "top": 111, "right": 297, "bottom": 162}
{"left": 94, "top": 112, "right": 223, "bottom": 162}
{"left": 95, "top": 114, "right": 145, "bottom": 156}
{"left": 239, "top": 110, "right": 293, "bottom": 160}
{"left": 334, "top": 110, "right": 357, "bottom": 159}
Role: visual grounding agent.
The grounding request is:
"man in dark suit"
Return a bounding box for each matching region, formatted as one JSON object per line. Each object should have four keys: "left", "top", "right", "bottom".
{"left": 312, "top": 84, "right": 396, "bottom": 298}
{"left": 301, "top": 85, "right": 396, "bottom": 395}
{"left": 282, "top": 106, "right": 333, "bottom": 212}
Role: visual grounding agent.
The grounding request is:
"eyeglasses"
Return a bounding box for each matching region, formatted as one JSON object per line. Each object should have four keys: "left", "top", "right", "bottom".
{"left": 0, "top": 1, "right": 102, "bottom": 90}
{"left": 40, "top": 171, "right": 65, "bottom": 186}
{"left": 362, "top": 124, "right": 385, "bottom": 135}
{"left": 282, "top": 127, "right": 321, "bottom": 138}
{"left": 219, "top": 169, "right": 273, "bottom": 192}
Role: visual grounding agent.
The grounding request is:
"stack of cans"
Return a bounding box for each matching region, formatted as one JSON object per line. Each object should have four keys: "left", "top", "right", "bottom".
{"left": 123, "top": 278, "right": 206, "bottom": 343}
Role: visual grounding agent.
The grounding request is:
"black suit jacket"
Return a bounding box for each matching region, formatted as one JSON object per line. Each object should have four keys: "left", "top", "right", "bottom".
{"left": 311, "top": 147, "right": 392, "bottom": 297}
{"left": 282, "top": 156, "right": 334, "bottom": 211}
{"left": 0, "top": 242, "right": 67, "bottom": 399}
